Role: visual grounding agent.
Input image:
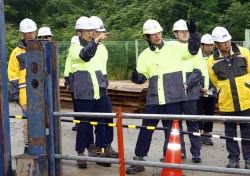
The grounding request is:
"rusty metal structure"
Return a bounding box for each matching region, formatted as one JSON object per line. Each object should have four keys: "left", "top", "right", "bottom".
{"left": 0, "top": 1, "right": 12, "bottom": 175}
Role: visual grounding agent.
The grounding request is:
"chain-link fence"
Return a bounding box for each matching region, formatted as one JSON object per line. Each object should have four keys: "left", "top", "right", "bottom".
{"left": 57, "top": 40, "right": 244, "bottom": 79}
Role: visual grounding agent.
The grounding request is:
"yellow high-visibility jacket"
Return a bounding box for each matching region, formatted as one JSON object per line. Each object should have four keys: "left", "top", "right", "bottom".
{"left": 208, "top": 43, "right": 250, "bottom": 112}
{"left": 8, "top": 40, "right": 27, "bottom": 106}
{"left": 64, "top": 40, "right": 107, "bottom": 100}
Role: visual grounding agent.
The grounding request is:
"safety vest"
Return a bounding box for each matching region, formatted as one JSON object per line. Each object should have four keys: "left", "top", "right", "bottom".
{"left": 208, "top": 43, "right": 250, "bottom": 112}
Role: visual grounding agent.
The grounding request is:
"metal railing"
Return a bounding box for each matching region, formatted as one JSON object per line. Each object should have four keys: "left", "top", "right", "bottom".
{"left": 53, "top": 110, "right": 250, "bottom": 175}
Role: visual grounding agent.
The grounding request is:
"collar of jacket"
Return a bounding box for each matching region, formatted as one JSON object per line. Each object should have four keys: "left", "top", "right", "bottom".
{"left": 18, "top": 39, "right": 27, "bottom": 49}
{"left": 213, "top": 42, "right": 240, "bottom": 60}
{"left": 149, "top": 40, "right": 164, "bottom": 51}
{"left": 79, "top": 37, "right": 89, "bottom": 47}
{"left": 202, "top": 51, "right": 212, "bottom": 58}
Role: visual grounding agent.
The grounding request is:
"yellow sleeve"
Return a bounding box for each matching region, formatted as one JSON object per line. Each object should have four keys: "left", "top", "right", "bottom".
{"left": 8, "top": 48, "right": 20, "bottom": 81}
{"left": 239, "top": 47, "right": 250, "bottom": 73}
{"left": 64, "top": 45, "right": 73, "bottom": 77}
{"left": 207, "top": 56, "right": 218, "bottom": 87}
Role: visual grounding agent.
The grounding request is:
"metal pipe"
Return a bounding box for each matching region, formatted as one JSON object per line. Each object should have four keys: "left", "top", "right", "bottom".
{"left": 53, "top": 111, "right": 250, "bottom": 122}
{"left": 55, "top": 154, "right": 250, "bottom": 175}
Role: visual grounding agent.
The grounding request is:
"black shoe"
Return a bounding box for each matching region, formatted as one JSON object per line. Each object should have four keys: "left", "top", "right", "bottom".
{"left": 245, "top": 159, "right": 250, "bottom": 169}
{"left": 126, "top": 156, "right": 145, "bottom": 174}
{"left": 226, "top": 159, "right": 240, "bottom": 168}
{"left": 24, "top": 147, "right": 28, "bottom": 154}
{"left": 77, "top": 153, "right": 87, "bottom": 169}
{"left": 72, "top": 125, "right": 78, "bottom": 131}
{"left": 181, "top": 153, "right": 186, "bottom": 159}
{"left": 126, "top": 165, "right": 145, "bottom": 174}
{"left": 96, "top": 151, "right": 111, "bottom": 167}
{"left": 201, "top": 136, "right": 213, "bottom": 146}
{"left": 192, "top": 156, "right": 201, "bottom": 163}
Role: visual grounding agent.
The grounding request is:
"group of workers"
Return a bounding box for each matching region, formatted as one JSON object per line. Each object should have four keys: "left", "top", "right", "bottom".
{"left": 7, "top": 15, "right": 250, "bottom": 174}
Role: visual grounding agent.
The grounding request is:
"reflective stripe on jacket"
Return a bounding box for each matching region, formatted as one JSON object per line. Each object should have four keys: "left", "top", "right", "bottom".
{"left": 208, "top": 43, "right": 250, "bottom": 112}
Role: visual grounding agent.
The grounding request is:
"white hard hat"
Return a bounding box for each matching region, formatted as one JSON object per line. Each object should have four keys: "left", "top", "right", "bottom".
{"left": 211, "top": 27, "right": 232, "bottom": 42}
{"left": 38, "top": 27, "right": 53, "bottom": 37}
{"left": 71, "top": 36, "right": 79, "bottom": 44}
{"left": 75, "top": 16, "right": 94, "bottom": 30}
{"left": 173, "top": 19, "right": 188, "bottom": 31}
{"left": 90, "top": 16, "right": 106, "bottom": 31}
{"left": 143, "top": 19, "right": 163, "bottom": 34}
{"left": 201, "top": 34, "right": 214, "bottom": 44}
{"left": 19, "top": 18, "right": 37, "bottom": 33}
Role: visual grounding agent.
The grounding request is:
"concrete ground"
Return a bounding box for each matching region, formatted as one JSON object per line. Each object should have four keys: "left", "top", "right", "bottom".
{"left": 9, "top": 102, "right": 247, "bottom": 176}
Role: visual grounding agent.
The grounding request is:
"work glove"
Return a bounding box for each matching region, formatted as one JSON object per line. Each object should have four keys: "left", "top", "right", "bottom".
{"left": 186, "top": 20, "right": 196, "bottom": 33}
{"left": 130, "top": 69, "right": 147, "bottom": 84}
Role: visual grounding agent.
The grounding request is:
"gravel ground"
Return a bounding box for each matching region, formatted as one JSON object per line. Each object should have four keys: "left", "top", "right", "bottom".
{"left": 8, "top": 102, "right": 247, "bottom": 176}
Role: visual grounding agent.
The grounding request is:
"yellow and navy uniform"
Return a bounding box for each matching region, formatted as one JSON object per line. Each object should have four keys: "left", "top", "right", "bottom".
{"left": 64, "top": 38, "right": 107, "bottom": 100}
{"left": 137, "top": 41, "right": 192, "bottom": 105}
{"left": 8, "top": 40, "right": 27, "bottom": 106}
{"left": 208, "top": 43, "right": 250, "bottom": 112}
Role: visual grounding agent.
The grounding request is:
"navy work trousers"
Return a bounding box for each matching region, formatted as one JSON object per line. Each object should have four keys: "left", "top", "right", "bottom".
{"left": 179, "top": 100, "right": 201, "bottom": 157}
{"left": 75, "top": 97, "right": 106, "bottom": 153}
{"left": 197, "top": 97, "right": 216, "bottom": 132}
{"left": 135, "top": 102, "right": 182, "bottom": 157}
{"left": 221, "top": 109, "right": 250, "bottom": 161}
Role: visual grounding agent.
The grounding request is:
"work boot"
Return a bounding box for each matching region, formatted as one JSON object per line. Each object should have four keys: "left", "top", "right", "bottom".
{"left": 24, "top": 146, "right": 28, "bottom": 154}
{"left": 96, "top": 147, "right": 111, "bottom": 167}
{"left": 245, "top": 159, "right": 250, "bottom": 169}
{"left": 72, "top": 125, "right": 78, "bottom": 131}
{"left": 77, "top": 153, "right": 87, "bottom": 169}
{"left": 126, "top": 156, "right": 145, "bottom": 174}
{"left": 160, "top": 157, "right": 164, "bottom": 162}
{"left": 226, "top": 159, "right": 240, "bottom": 168}
{"left": 87, "top": 144, "right": 97, "bottom": 157}
{"left": 181, "top": 153, "right": 186, "bottom": 159}
{"left": 192, "top": 155, "right": 201, "bottom": 163}
{"left": 201, "top": 134, "right": 213, "bottom": 145}
{"left": 104, "top": 144, "right": 118, "bottom": 158}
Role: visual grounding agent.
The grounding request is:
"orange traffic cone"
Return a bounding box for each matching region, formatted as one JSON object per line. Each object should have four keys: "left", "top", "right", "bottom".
{"left": 161, "top": 120, "right": 182, "bottom": 176}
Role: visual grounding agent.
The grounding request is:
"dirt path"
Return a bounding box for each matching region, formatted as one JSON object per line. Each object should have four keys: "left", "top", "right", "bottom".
{"left": 9, "top": 102, "right": 245, "bottom": 176}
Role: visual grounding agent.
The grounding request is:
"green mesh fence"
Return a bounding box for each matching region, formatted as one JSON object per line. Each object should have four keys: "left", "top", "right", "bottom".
{"left": 57, "top": 40, "right": 244, "bottom": 80}
{"left": 57, "top": 40, "right": 149, "bottom": 79}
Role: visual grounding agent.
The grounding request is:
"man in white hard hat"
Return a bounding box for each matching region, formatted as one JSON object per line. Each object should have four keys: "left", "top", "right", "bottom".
{"left": 126, "top": 19, "right": 202, "bottom": 174}
{"left": 198, "top": 34, "right": 217, "bottom": 146}
{"left": 170, "top": 19, "right": 203, "bottom": 163}
{"left": 208, "top": 26, "right": 250, "bottom": 169}
{"left": 37, "top": 27, "right": 53, "bottom": 41}
{"left": 86, "top": 15, "right": 118, "bottom": 159}
{"left": 8, "top": 18, "right": 37, "bottom": 154}
{"left": 64, "top": 16, "right": 110, "bottom": 169}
